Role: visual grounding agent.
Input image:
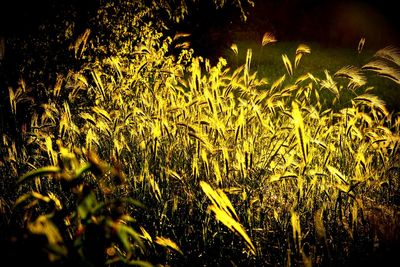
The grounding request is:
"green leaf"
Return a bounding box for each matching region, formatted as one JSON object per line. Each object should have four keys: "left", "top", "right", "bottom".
{"left": 74, "top": 163, "right": 92, "bottom": 179}
{"left": 77, "top": 191, "right": 98, "bottom": 220}
{"left": 112, "top": 221, "right": 144, "bottom": 252}
{"left": 18, "top": 166, "right": 61, "bottom": 184}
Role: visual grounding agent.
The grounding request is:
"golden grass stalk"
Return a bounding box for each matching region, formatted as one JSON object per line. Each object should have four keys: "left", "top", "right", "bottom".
{"left": 201, "top": 181, "right": 256, "bottom": 255}
{"left": 295, "top": 44, "right": 311, "bottom": 68}
{"left": 374, "top": 45, "right": 400, "bottom": 66}
{"left": 107, "top": 57, "right": 123, "bottom": 80}
{"left": 291, "top": 211, "right": 302, "bottom": 251}
{"left": 147, "top": 174, "right": 162, "bottom": 202}
{"left": 208, "top": 205, "right": 256, "bottom": 255}
{"left": 362, "top": 59, "right": 400, "bottom": 85}
{"left": 354, "top": 94, "right": 389, "bottom": 117}
{"left": 85, "top": 129, "right": 99, "bottom": 151}
{"left": 53, "top": 74, "right": 63, "bottom": 98}
{"left": 296, "top": 44, "right": 311, "bottom": 55}
{"left": 70, "top": 28, "right": 91, "bottom": 59}
{"left": 91, "top": 70, "right": 106, "bottom": 100}
{"left": 282, "top": 54, "right": 293, "bottom": 76}
{"left": 80, "top": 112, "right": 97, "bottom": 125}
{"left": 295, "top": 74, "right": 309, "bottom": 85}
{"left": 140, "top": 226, "right": 153, "bottom": 243}
{"left": 321, "top": 70, "right": 339, "bottom": 97}
{"left": 358, "top": 37, "right": 366, "bottom": 54}
{"left": 244, "top": 49, "right": 252, "bottom": 87}
{"left": 173, "top": 32, "right": 191, "bottom": 41}
{"left": 261, "top": 32, "right": 277, "bottom": 46}
{"left": 334, "top": 65, "right": 367, "bottom": 90}
{"left": 45, "top": 136, "right": 57, "bottom": 166}
{"left": 230, "top": 43, "right": 239, "bottom": 55}
{"left": 327, "top": 165, "right": 347, "bottom": 184}
{"left": 200, "top": 181, "right": 238, "bottom": 220}
{"left": 174, "top": 41, "right": 191, "bottom": 49}
{"left": 212, "top": 160, "right": 223, "bottom": 185}
{"left": 47, "top": 192, "right": 62, "bottom": 211}
{"left": 292, "top": 102, "right": 309, "bottom": 165}
{"left": 155, "top": 236, "right": 183, "bottom": 255}
{"left": 271, "top": 74, "right": 286, "bottom": 91}
{"left": 8, "top": 87, "right": 16, "bottom": 115}
{"left": 294, "top": 54, "right": 303, "bottom": 69}
{"left": 93, "top": 106, "right": 112, "bottom": 123}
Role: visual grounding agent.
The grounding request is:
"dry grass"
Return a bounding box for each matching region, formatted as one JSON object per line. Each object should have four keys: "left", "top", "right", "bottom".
{"left": 1, "top": 10, "right": 400, "bottom": 267}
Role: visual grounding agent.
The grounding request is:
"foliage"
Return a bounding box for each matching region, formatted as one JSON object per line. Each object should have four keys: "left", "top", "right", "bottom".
{"left": 13, "top": 149, "right": 152, "bottom": 266}
{"left": 1, "top": 1, "right": 400, "bottom": 266}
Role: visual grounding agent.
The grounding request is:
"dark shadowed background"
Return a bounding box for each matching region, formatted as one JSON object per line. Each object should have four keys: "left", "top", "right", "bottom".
{"left": 0, "top": 0, "right": 399, "bottom": 61}
{"left": 1, "top": 0, "right": 399, "bottom": 49}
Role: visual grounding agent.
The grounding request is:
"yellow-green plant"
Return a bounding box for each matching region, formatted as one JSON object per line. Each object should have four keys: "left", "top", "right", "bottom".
{"left": 1, "top": 2, "right": 399, "bottom": 265}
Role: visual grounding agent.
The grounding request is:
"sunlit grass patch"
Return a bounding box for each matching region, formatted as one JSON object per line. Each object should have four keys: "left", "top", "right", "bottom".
{"left": 1, "top": 3, "right": 400, "bottom": 266}
{"left": 224, "top": 40, "right": 400, "bottom": 111}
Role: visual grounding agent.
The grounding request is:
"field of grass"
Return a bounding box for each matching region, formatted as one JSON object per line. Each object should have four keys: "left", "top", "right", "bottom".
{"left": 223, "top": 40, "right": 400, "bottom": 112}
{"left": 1, "top": 2, "right": 400, "bottom": 267}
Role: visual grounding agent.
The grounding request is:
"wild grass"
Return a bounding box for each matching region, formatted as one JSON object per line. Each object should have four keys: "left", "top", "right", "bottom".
{"left": 1, "top": 7, "right": 400, "bottom": 267}
{"left": 224, "top": 40, "right": 400, "bottom": 112}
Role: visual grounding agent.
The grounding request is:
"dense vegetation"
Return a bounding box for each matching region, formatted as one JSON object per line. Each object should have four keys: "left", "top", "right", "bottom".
{"left": 1, "top": 1, "right": 399, "bottom": 266}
